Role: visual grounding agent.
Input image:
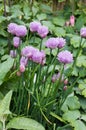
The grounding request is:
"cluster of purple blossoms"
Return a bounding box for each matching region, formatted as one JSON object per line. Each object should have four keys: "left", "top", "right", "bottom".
{"left": 19, "top": 46, "right": 46, "bottom": 73}
{"left": 29, "top": 21, "right": 49, "bottom": 38}
{"left": 45, "top": 37, "right": 66, "bottom": 49}
{"left": 8, "top": 23, "right": 27, "bottom": 37}
{"left": 80, "top": 27, "right": 86, "bottom": 38}
{"left": 58, "top": 50, "right": 73, "bottom": 64}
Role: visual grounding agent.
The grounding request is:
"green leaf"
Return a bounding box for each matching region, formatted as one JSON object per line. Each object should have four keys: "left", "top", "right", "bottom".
{"left": 42, "top": 21, "right": 55, "bottom": 32}
{"left": 81, "top": 115, "right": 86, "bottom": 122}
{"left": 53, "top": 17, "right": 65, "bottom": 26}
{"left": 71, "top": 120, "right": 86, "bottom": 130}
{"left": 0, "top": 90, "right": 12, "bottom": 116}
{"left": 0, "top": 56, "right": 14, "bottom": 85}
{"left": 54, "top": 27, "right": 66, "bottom": 37}
{"left": 61, "top": 96, "right": 80, "bottom": 112}
{"left": 70, "top": 35, "right": 81, "bottom": 48}
{"left": 76, "top": 55, "right": 86, "bottom": 67}
{"left": 6, "top": 117, "right": 45, "bottom": 130}
{"left": 62, "top": 110, "right": 80, "bottom": 123}
{"left": 37, "top": 14, "right": 47, "bottom": 21}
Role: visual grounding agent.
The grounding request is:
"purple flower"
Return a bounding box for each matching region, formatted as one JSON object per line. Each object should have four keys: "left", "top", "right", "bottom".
{"left": 58, "top": 50, "right": 73, "bottom": 64}
{"left": 29, "top": 21, "right": 41, "bottom": 32}
{"left": 80, "top": 27, "right": 86, "bottom": 38}
{"left": 20, "top": 56, "right": 28, "bottom": 66}
{"left": 32, "top": 50, "right": 46, "bottom": 65}
{"left": 10, "top": 50, "right": 17, "bottom": 58}
{"left": 7, "top": 23, "right": 18, "bottom": 35}
{"left": 15, "top": 25, "right": 27, "bottom": 37}
{"left": 13, "top": 37, "right": 20, "bottom": 48}
{"left": 45, "top": 38, "right": 58, "bottom": 49}
{"left": 56, "top": 37, "right": 66, "bottom": 48}
{"left": 38, "top": 25, "right": 49, "bottom": 38}
{"left": 21, "top": 46, "right": 38, "bottom": 59}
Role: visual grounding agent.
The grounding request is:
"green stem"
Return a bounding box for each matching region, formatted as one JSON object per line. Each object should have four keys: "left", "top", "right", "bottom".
{"left": 53, "top": 64, "right": 64, "bottom": 97}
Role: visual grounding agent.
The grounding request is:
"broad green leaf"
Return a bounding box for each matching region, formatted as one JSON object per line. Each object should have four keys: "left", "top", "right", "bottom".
{"left": 70, "top": 35, "right": 81, "bottom": 48}
{"left": 53, "top": 17, "right": 65, "bottom": 26}
{"left": 81, "top": 115, "right": 86, "bottom": 122}
{"left": 0, "top": 90, "right": 12, "bottom": 115}
{"left": 6, "top": 117, "right": 45, "bottom": 130}
{"left": 62, "top": 110, "right": 80, "bottom": 123}
{"left": 76, "top": 55, "right": 86, "bottom": 67}
{"left": 42, "top": 21, "right": 55, "bottom": 32}
{"left": 71, "top": 120, "right": 86, "bottom": 130}
{"left": 0, "top": 122, "right": 2, "bottom": 129}
{"left": 61, "top": 96, "right": 80, "bottom": 112}
{"left": 0, "top": 56, "right": 14, "bottom": 85}
{"left": 0, "top": 16, "right": 6, "bottom": 23}
{"left": 37, "top": 14, "right": 47, "bottom": 20}
{"left": 54, "top": 27, "right": 66, "bottom": 37}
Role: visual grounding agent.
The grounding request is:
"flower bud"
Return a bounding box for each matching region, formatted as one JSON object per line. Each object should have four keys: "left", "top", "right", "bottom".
{"left": 63, "top": 86, "right": 67, "bottom": 91}
{"left": 19, "top": 64, "right": 25, "bottom": 73}
{"left": 64, "top": 79, "right": 68, "bottom": 85}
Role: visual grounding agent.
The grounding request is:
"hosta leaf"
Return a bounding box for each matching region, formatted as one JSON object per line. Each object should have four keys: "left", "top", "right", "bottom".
{"left": 81, "top": 115, "right": 86, "bottom": 122}
{"left": 37, "top": 14, "right": 47, "bottom": 20}
{"left": 6, "top": 117, "right": 45, "bottom": 130}
{"left": 0, "top": 90, "right": 12, "bottom": 115}
{"left": 70, "top": 35, "right": 81, "bottom": 48}
{"left": 76, "top": 55, "right": 86, "bottom": 67}
{"left": 54, "top": 27, "right": 66, "bottom": 37}
{"left": 0, "top": 56, "right": 14, "bottom": 85}
{"left": 71, "top": 120, "right": 86, "bottom": 130}
{"left": 62, "top": 110, "right": 80, "bottom": 123}
{"left": 61, "top": 96, "right": 80, "bottom": 112}
{"left": 53, "top": 17, "right": 65, "bottom": 26}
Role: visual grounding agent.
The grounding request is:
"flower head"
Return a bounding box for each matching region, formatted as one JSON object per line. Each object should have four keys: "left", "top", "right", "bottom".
{"left": 21, "top": 46, "right": 38, "bottom": 59}
{"left": 38, "top": 25, "right": 49, "bottom": 38}
{"left": 10, "top": 50, "right": 17, "bottom": 58}
{"left": 13, "top": 37, "right": 20, "bottom": 48}
{"left": 15, "top": 25, "right": 27, "bottom": 37}
{"left": 45, "top": 38, "right": 58, "bottom": 49}
{"left": 30, "top": 21, "right": 41, "bottom": 32}
{"left": 80, "top": 27, "right": 86, "bottom": 38}
{"left": 56, "top": 37, "right": 66, "bottom": 48}
{"left": 58, "top": 50, "right": 73, "bottom": 64}
{"left": 7, "top": 23, "right": 18, "bottom": 35}
{"left": 32, "top": 50, "right": 46, "bottom": 65}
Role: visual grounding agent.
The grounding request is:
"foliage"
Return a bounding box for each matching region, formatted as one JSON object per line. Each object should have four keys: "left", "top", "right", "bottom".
{"left": 0, "top": 0, "right": 86, "bottom": 130}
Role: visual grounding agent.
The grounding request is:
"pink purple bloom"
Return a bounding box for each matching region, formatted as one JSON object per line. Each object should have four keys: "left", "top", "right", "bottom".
{"left": 38, "top": 25, "right": 49, "bottom": 38}
{"left": 29, "top": 21, "right": 41, "bottom": 32}
{"left": 7, "top": 23, "right": 18, "bottom": 35}
{"left": 21, "top": 46, "right": 38, "bottom": 59}
{"left": 15, "top": 25, "right": 27, "bottom": 37}
{"left": 10, "top": 50, "right": 17, "bottom": 58}
{"left": 20, "top": 56, "right": 28, "bottom": 66}
{"left": 80, "top": 27, "right": 86, "bottom": 38}
{"left": 13, "top": 37, "right": 20, "bottom": 48}
{"left": 58, "top": 50, "right": 73, "bottom": 64}
{"left": 69, "top": 15, "right": 75, "bottom": 27}
{"left": 32, "top": 50, "right": 46, "bottom": 65}
{"left": 45, "top": 38, "right": 58, "bottom": 49}
{"left": 56, "top": 37, "right": 66, "bottom": 48}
